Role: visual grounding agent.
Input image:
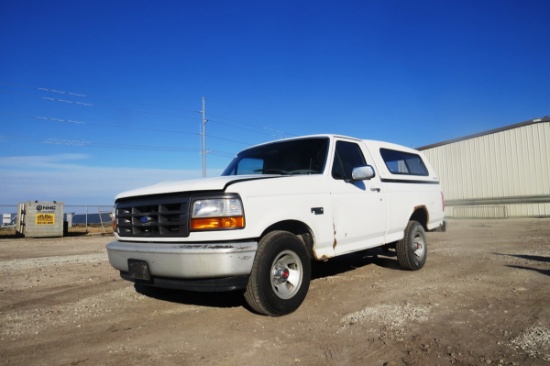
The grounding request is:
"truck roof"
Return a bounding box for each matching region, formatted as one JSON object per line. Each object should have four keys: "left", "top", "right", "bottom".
{"left": 245, "top": 134, "right": 422, "bottom": 154}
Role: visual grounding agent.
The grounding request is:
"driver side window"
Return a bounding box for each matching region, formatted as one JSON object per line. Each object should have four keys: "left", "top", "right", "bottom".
{"left": 331, "top": 141, "right": 367, "bottom": 180}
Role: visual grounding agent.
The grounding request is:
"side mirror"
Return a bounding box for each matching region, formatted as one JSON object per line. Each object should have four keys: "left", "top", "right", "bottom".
{"left": 351, "top": 165, "right": 375, "bottom": 181}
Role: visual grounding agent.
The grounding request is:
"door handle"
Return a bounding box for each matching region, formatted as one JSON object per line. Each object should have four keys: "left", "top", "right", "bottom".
{"left": 370, "top": 187, "right": 381, "bottom": 192}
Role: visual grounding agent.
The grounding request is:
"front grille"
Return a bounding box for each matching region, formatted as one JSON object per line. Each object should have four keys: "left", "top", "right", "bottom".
{"left": 116, "top": 194, "right": 190, "bottom": 238}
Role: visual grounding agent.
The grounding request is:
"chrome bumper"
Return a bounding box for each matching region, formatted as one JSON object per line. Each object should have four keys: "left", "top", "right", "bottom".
{"left": 106, "top": 240, "right": 257, "bottom": 279}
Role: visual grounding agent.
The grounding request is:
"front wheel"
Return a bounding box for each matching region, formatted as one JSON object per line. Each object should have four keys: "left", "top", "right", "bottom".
{"left": 244, "top": 231, "right": 311, "bottom": 316}
{"left": 396, "top": 221, "right": 428, "bottom": 270}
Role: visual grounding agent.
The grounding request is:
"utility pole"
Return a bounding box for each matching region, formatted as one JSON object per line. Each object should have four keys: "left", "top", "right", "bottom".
{"left": 201, "top": 96, "right": 207, "bottom": 177}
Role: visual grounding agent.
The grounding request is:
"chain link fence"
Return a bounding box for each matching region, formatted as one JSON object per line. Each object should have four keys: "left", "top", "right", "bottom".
{"left": 1, "top": 204, "right": 114, "bottom": 235}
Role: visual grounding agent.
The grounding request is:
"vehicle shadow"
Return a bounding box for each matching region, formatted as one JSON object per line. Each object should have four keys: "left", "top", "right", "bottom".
{"left": 134, "top": 283, "right": 246, "bottom": 309}
{"left": 499, "top": 253, "right": 550, "bottom": 263}
{"left": 64, "top": 231, "right": 90, "bottom": 237}
{"left": 311, "top": 247, "right": 402, "bottom": 279}
{"left": 133, "top": 247, "right": 403, "bottom": 311}
{"left": 505, "top": 265, "right": 550, "bottom": 277}
{"left": 495, "top": 253, "right": 550, "bottom": 277}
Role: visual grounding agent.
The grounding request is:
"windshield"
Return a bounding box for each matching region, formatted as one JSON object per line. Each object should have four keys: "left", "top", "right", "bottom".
{"left": 222, "top": 137, "right": 329, "bottom": 176}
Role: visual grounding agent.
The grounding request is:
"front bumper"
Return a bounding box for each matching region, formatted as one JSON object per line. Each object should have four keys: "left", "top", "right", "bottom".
{"left": 106, "top": 240, "right": 258, "bottom": 279}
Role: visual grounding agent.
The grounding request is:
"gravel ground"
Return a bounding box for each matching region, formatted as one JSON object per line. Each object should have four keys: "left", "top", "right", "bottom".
{"left": 0, "top": 218, "right": 549, "bottom": 365}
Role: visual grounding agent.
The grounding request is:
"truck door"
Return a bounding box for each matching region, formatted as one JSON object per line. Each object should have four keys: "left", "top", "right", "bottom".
{"left": 330, "top": 140, "right": 387, "bottom": 255}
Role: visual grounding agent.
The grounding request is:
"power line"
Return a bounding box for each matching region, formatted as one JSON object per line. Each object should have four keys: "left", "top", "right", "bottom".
{"left": 42, "top": 96, "right": 93, "bottom": 107}
{"left": 37, "top": 87, "right": 87, "bottom": 97}
{"left": 2, "top": 114, "right": 253, "bottom": 159}
{"left": 205, "top": 97, "right": 297, "bottom": 137}
{"left": 0, "top": 82, "right": 302, "bottom": 157}
{"left": 1, "top": 112, "right": 200, "bottom": 136}
{"left": 0, "top": 112, "right": 254, "bottom": 150}
{"left": 0, "top": 81, "right": 200, "bottom": 114}
{"left": 43, "top": 138, "right": 91, "bottom": 147}
{"left": 208, "top": 113, "right": 296, "bottom": 138}
{"left": 207, "top": 134, "right": 251, "bottom": 146}
{"left": 1, "top": 82, "right": 299, "bottom": 138}
{"left": 0, "top": 88, "right": 200, "bottom": 122}
{"left": 1, "top": 133, "right": 236, "bottom": 156}
{"left": 34, "top": 115, "right": 200, "bottom": 136}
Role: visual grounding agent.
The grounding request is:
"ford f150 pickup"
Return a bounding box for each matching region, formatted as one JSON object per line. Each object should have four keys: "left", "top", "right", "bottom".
{"left": 107, "top": 134, "right": 445, "bottom": 316}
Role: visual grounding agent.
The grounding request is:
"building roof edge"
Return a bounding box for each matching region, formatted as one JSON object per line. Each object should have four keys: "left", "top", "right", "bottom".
{"left": 418, "top": 116, "right": 550, "bottom": 151}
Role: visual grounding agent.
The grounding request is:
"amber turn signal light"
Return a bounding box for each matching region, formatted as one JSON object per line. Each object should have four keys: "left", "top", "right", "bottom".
{"left": 190, "top": 216, "right": 245, "bottom": 231}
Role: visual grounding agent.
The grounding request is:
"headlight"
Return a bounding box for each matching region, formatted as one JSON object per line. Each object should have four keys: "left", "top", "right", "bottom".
{"left": 190, "top": 197, "right": 245, "bottom": 231}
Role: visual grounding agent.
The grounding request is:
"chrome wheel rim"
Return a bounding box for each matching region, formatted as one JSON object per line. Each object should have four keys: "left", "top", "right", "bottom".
{"left": 412, "top": 233, "right": 426, "bottom": 258}
{"left": 270, "top": 250, "right": 303, "bottom": 299}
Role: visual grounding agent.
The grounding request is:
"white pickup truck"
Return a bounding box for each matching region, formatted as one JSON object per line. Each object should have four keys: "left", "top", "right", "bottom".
{"left": 107, "top": 134, "right": 445, "bottom": 316}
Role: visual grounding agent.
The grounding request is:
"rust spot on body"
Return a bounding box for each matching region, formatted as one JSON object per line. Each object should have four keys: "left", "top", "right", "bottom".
{"left": 312, "top": 247, "right": 331, "bottom": 262}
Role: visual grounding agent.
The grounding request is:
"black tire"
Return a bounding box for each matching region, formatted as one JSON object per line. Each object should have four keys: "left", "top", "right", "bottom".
{"left": 244, "top": 230, "right": 311, "bottom": 316}
{"left": 396, "top": 221, "right": 428, "bottom": 270}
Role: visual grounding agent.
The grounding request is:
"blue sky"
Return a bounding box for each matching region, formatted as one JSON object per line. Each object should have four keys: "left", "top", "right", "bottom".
{"left": 1, "top": 0, "right": 549, "bottom": 206}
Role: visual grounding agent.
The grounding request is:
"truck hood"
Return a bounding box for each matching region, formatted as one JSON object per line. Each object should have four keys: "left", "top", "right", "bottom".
{"left": 115, "top": 175, "right": 277, "bottom": 200}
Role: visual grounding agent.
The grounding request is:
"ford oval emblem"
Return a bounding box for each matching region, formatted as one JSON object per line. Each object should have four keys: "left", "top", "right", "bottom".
{"left": 140, "top": 216, "right": 153, "bottom": 224}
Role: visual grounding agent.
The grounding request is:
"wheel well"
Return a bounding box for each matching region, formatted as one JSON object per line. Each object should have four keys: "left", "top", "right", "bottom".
{"left": 410, "top": 206, "right": 429, "bottom": 230}
{"left": 260, "top": 220, "right": 315, "bottom": 259}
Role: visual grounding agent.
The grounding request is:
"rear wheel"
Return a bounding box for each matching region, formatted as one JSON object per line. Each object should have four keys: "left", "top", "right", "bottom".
{"left": 244, "top": 230, "right": 311, "bottom": 316}
{"left": 396, "top": 221, "right": 427, "bottom": 270}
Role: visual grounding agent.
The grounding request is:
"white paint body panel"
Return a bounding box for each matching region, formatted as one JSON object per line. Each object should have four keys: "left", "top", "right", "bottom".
{"left": 106, "top": 134, "right": 445, "bottom": 282}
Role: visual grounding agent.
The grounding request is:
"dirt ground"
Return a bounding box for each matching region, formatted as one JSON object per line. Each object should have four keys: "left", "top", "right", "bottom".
{"left": 0, "top": 218, "right": 549, "bottom": 366}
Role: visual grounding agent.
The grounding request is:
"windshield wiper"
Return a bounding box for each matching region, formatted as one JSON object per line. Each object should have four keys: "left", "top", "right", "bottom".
{"left": 262, "top": 169, "right": 291, "bottom": 175}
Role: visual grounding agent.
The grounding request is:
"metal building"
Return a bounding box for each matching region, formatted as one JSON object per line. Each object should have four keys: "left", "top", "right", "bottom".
{"left": 419, "top": 117, "right": 550, "bottom": 218}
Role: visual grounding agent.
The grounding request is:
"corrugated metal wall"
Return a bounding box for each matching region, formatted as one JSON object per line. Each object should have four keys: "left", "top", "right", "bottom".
{"left": 421, "top": 120, "right": 550, "bottom": 218}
